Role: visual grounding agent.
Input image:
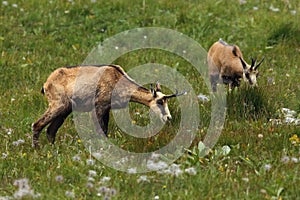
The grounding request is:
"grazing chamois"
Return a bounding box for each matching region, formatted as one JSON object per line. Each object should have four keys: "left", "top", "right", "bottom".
{"left": 32, "top": 65, "right": 185, "bottom": 148}
{"left": 207, "top": 39, "right": 264, "bottom": 92}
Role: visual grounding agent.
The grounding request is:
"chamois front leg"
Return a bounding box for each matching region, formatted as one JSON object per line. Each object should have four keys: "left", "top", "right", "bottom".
{"left": 210, "top": 74, "right": 220, "bottom": 92}
{"left": 46, "top": 109, "right": 71, "bottom": 144}
{"left": 32, "top": 105, "right": 69, "bottom": 148}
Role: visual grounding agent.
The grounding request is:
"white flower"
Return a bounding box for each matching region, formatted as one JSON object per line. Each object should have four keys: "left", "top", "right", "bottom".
{"left": 86, "top": 159, "right": 95, "bottom": 166}
{"left": 12, "top": 3, "right": 18, "bottom": 8}
{"left": 137, "top": 175, "right": 149, "bottom": 183}
{"left": 269, "top": 5, "right": 280, "bottom": 12}
{"left": 86, "top": 182, "right": 94, "bottom": 188}
{"left": 127, "top": 167, "right": 137, "bottom": 174}
{"left": 184, "top": 167, "right": 197, "bottom": 175}
{"left": 197, "top": 94, "right": 209, "bottom": 102}
{"left": 87, "top": 177, "right": 95, "bottom": 182}
{"left": 239, "top": 0, "right": 246, "bottom": 5}
{"left": 2, "top": 153, "right": 8, "bottom": 159}
{"left": 88, "top": 170, "right": 97, "bottom": 177}
{"left": 242, "top": 177, "right": 249, "bottom": 182}
{"left": 72, "top": 155, "right": 81, "bottom": 162}
{"left": 55, "top": 175, "right": 64, "bottom": 182}
{"left": 2, "top": 1, "right": 8, "bottom": 6}
{"left": 65, "top": 191, "right": 75, "bottom": 198}
{"left": 100, "top": 176, "right": 111, "bottom": 182}
{"left": 154, "top": 195, "right": 160, "bottom": 199}
{"left": 290, "top": 10, "right": 297, "bottom": 15}
{"left": 264, "top": 164, "right": 272, "bottom": 171}
{"left": 146, "top": 160, "right": 168, "bottom": 171}
{"left": 291, "top": 157, "right": 298, "bottom": 163}
{"left": 281, "top": 156, "right": 290, "bottom": 164}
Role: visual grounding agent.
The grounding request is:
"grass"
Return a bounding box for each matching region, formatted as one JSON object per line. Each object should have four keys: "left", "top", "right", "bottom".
{"left": 1, "top": 0, "right": 300, "bottom": 199}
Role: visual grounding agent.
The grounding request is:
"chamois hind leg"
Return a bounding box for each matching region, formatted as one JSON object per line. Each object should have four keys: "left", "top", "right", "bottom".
{"left": 32, "top": 106, "right": 69, "bottom": 148}
{"left": 46, "top": 109, "right": 71, "bottom": 144}
{"left": 101, "top": 109, "right": 110, "bottom": 136}
{"left": 92, "top": 106, "right": 110, "bottom": 137}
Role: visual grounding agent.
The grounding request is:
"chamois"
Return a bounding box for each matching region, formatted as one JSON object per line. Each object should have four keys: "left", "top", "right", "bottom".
{"left": 32, "top": 65, "right": 185, "bottom": 148}
{"left": 207, "top": 39, "right": 264, "bottom": 92}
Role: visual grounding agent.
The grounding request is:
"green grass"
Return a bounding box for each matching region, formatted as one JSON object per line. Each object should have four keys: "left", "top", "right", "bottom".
{"left": 1, "top": 0, "right": 300, "bottom": 199}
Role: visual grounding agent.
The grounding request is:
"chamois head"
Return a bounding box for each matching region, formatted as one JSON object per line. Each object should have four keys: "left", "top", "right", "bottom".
{"left": 149, "top": 83, "right": 186, "bottom": 122}
{"left": 240, "top": 57, "right": 265, "bottom": 87}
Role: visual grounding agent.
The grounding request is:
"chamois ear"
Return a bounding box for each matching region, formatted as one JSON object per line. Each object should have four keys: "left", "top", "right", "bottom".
{"left": 239, "top": 57, "right": 247, "bottom": 70}
{"left": 254, "top": 57, "right": 265, "bottom": 70}
{"left": 232, "top": 46, "right": 238, "bottom": 57}
{"left": 155, "top": 82, "right": 161, "bottom": 92}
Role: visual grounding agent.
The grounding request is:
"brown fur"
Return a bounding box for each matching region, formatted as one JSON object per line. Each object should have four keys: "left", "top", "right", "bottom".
{"left": 32, "top": 65, "right": 181, "bottom": 147}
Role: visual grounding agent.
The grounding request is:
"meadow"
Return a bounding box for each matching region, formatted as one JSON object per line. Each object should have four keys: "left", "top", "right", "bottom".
{"left": 1, "top": 0, "right": 300, "bottom": 199}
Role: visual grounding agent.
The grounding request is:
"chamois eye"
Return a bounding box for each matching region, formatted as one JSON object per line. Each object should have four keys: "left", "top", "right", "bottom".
{"left": 156, "top": 99, "right": 164, "bottom": 105}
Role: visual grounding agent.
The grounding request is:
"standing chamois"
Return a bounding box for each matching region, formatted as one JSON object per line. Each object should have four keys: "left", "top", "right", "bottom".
{"left": 32, "top": 65, "right": 185, "bottom": 148}
{"left": 208, "top": 39, "right": 264, "bottom": 92}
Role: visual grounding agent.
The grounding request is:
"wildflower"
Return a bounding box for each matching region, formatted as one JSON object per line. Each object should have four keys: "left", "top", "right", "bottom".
{"left": 289, "top": 134, "right": 300, "bottom": 145}
{"left": 104, "top": 196, "right": 110, "bottom": 200}
{"left": 264, "top": 164, "right": 272, "bottom": 171}
{"left": 150, "top": 153, "right": 161, "bottom": 160}
{"left": 87, "top": 177, "right": 95, "bottom": 182}
{"left": 146, "top": 160, "right": 168, "bottom": 171}
{"left": 98, "top": 186, "right": 108, "bottom": 194}
{"left": 258, "top": 134, "right": 263, "bottom": 138}
{"left": 72, "top": 155, "right": 81, "bottom": 162}
{"left": 269, "top": 5, "right": 280, "bottom": 12}
{"left": 281, "top": 156, "right": 290, "bottom": 164}
{"left": 197, "top": 94, "right": 209, "bottom": 102}
{"left": 2, "top": 153, "right": 8, "bottom": 159}
{"left": 137, "top": 175, "right": 149, "bottom": 183}
{"left": 65, "top": 191, "right": 75, "bottom": 198}
{"left": 260, "top": 189, "right": 267, "bottom": 194}
{"left": 184, "top": 167, "right": 197, "bottom": 175}
{"left": 12, "top": 3, "right": 17, "bottom": 8}
{"left": 88, "top": 170, "right": 97, "bottom": 177}
{"left": 13, "top": 178, "right": 40, "bottom": 199}
{"left": 154, "top": 195, "right": 159, "bottom": 199}
{"left": 86, "top": 159, "right": 95, "bottom": 166}
{"left": 7, "top": 128, "right": 12, "bottom": 135}
{"left": 253, "top": 6, "right": 259, "bottom": 11}
{"left": 2, "top": 1, "right": 8, "bottom": 6}
{"left": 110, "top": 188, "right": 117, "bottom": 196}
{"left": 100, "top": 176, "right": 111, "bottom": 182}
{"left": 127, "top": 167, "right": 137, "bottom": 174}
{"left": 55, "top": 175, "right": 64, "bottom": 182}
{"left": 290, "top": 10, "right": 297, "bottom": 15}
{"left": 291, "top": 157, "right": 298, "bottom": 163}
{"left": 93, "top": 152, "right": 102, "bottom": 159}
{"left": 239, "top": 0, "right": 246, "bottom": 4}
{"left": 242, "top": 177, "right": 249, "bottom": 182}
{"left": 86, "top": 182, "right": 94, "bottom": 189}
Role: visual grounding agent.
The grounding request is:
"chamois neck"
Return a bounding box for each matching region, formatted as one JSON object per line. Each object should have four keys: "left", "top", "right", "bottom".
{"left": 130, "top": 87, "right": 153, "bottom": 107}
